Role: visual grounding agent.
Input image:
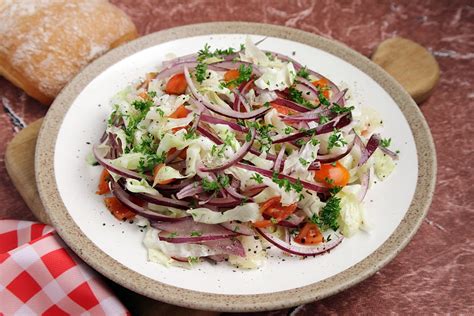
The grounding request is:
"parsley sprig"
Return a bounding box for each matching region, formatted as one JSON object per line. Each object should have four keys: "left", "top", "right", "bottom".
{"left": 380, "top": 138, "right": 391, "bottom": 148}
{"left": 296, "top": 66, "right": 310, "bottom": 80}
{"left": 288, "top": 86, "right": 315, "bottom": 109}
{"left": 222, "top": 64, "right": 253, "bottom": 88}
{"left": 327, "top": 129, "right": 347, "bottom": 151}
{"left": 201, "top": 174, "right": 230, "bottom": 192}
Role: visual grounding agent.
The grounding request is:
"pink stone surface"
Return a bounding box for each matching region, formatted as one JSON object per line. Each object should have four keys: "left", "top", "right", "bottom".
{"left": 1, "top": 0, "right": 473, "bottom": 314}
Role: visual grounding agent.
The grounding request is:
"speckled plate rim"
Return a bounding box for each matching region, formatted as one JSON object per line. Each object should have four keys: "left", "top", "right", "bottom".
{"left": 36, "top": 22, "right": 436, "bottom": 312}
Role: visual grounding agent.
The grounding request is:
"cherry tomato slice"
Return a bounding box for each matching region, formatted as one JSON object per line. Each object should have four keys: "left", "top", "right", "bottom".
{"left": 165, "top": 73, "right": 188, "bottom": 95}
{"left": 294, "top": 223, "right": 323, "bottom": 245}
{"left": 314, "top": 161, "right": 350, "bottom": 187}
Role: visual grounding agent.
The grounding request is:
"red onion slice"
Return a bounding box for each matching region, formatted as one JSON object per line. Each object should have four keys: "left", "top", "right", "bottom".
{"left": 358, "top": 133, "right": 381, "bottom": 166}
{"left": 152, "top": 218, "right": 239, "bottom": 243}
{"left": 197, "top": 124, "right": 223, "bottom": 144}
{"left": 358, "top": 171, "right": 370, "bottom": 202}
{"left": 184, "top": 67, "right": 269, "bottom": 119}
{"left": 111, "top": 182, "right": 188, "bottom": 221}
{"left": 272, "top": 113, "right": 352, "bottom": 144}
{"left": 233, "top": 89, "right": 251, "bottom": 112}
{"left": 133, "top": 192, "right": 191, "bottom": 210}
{"left": 154, "top": 178, "right": 195, "bottom": 192}
{"left": 330, "top": 88, "right": 348, "bottom": 105}
{"left": 307, "top": 135, "right": 356, "bottom": 169}
{"left": 235, "top": 162, "right": 329, "bottom": 194}
{"left": 93, "top": 145, "right": 153, "bottom": 181}
{"left": 203, "top": 238, "right": 245, "bottom": 257}
{"left": 234, "top": 79, "right": 255, "bottom": 111}
{"left": 295, "top": 78, "right": 319, "bottom": 101}
{"left": 277, "top": 213, "right": 305, "bottom": 228}
{"left": 379, "top": 146, "right": 399, "bottom": 160}
{"left": 223, "top": 184, "right": 253, "bottom": 201}
{"left": 200, "top": 114, "right": 249, "bottom": 133}
{"left": 201, "top": 197, "right": 242, "bottom": 207}
{"left": 242, "top": 184, "right": 267, "bottom": 197}
{"left": 274, "top": 144, "right": 286, "bottom": 171}
{"left": 272, "top": 97, "right": 311, "bottom": 113}
{"left": 176, "top": 182, "right": 203, "bottom": 199}
{"left": 256, "top": 228, "right": 343, "bottom": 257}
{"left": 157, "top": 62, "right": 224, "bottom": 80}
{"left": 200, "top": 127, "right": 256, "bottom": 172}
{"left": 220, "top": 221, "right": 255, "bottom": 236}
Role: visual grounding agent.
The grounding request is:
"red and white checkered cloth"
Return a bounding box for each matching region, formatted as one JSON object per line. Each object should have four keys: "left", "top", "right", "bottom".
{"left": 0, "top": 220, "right": 129, "bottom": 315}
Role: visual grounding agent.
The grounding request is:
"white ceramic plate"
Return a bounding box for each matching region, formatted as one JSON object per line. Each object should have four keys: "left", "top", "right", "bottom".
{"left": 37, "top": 23, "right": 435, "bottom": 312}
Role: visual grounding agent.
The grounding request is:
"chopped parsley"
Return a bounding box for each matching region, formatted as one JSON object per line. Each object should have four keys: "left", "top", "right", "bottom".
{"left": 201, "top": 174, "right": 230, "bottom": 192}
{"left": 132, "top": 135, "right": 156, "bottom": 155}
{"left": 183, "top": 128, "right": 198, "bottom": 140}
{"left": 168, "top": 232, "right": 178, "bottom": 238}
{"left": 296, "top": 66, "right": 310, "bottom": 80}
{"left": 247, "top": 121, "right": 273, "bottom": 152}
{"left": 187, "top": 256, "right": 200, "bottom": 264}
{"left": 132, "top": 99, "right": 153, "bottom": 112}
{"left": 288, "top": 86, "right": 314, "bottom": 109}
{"left": 318, "top": 93, "right": 331, "bottom": 107}
{"left": 319, "top": 115, "right": 329, "bottom": 124}
{"left": 330, "top": 103, "right": 354, "bottom": 114}
{"left": 223, "top": 64, "right": 253, "bottom": 87}
{"left": 310, "top": 194, "right": 341, "bottom": 231}
{"left": 380, "top": 138, "right": 392, "bottom": 148}
{"left": 137, "top": 152, "right": 166, "bottom": 173}
{"left": 310, "top": 137, "right": 320, "bottom": 146}
{"left": 327, "top": 129, "right": 347, "bottom": 151}
{"left": 190, "top": 231, "right": 202, "bottom": 237}
{"left": 195, "top": 62, "right": 208, "bottom": 83}
{"left": 250, "top": 173, "right": 264, "bottom": 184}
{"left": 284, "top": 126, "right": 294, "bottom": 134}
{"left": 299, "top": 158, "right": 309, "bottom": 166}
{"left": 272, "top": 172, "right": 303, "bottom": 194}
{"left": 318, "top": 196, "right": 342, "bottom": 231}
{"left": 147, "top": 91, "right": 157, "bottom": 98}
{"left": 197, "top": 43, "right": 236, "bottom": 62}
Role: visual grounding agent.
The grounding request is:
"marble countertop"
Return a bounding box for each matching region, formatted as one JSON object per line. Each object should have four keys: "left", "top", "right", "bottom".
{"left": 0, "top": 1, "right": 472, "bottom": 314}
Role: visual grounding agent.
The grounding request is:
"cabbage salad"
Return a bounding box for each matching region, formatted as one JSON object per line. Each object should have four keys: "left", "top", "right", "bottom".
{"left": 91, "top": 36, "right": 399, "bottom": 268}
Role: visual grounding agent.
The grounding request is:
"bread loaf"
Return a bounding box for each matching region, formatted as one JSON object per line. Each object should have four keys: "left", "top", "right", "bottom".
{"left": 0, "top": 0, "right": 138, "bottom": 104}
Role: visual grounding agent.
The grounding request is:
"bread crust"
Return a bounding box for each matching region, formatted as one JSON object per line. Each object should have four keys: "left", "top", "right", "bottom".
{"left": 0, "top": 0, "right": 138, "bottom": 105}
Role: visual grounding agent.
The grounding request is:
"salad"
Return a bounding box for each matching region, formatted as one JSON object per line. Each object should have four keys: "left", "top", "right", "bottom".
{"left": 91, "top": 36, "right": 399, "bottom": 268}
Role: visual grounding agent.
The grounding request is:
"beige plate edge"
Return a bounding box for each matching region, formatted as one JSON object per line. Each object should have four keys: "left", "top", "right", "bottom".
{"left": 35, "top": 22, "right": 437, "bottom": 312}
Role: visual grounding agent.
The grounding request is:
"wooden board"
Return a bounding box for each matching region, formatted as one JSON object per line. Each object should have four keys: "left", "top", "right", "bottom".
{"left": 4, "top": 37, "right": 438, "bottom": 314}
{"left": 372, "top": 37, "right": 439, "bottom": 104}
{"left": 4, "top": 118, "right": 218, "bottom": 316}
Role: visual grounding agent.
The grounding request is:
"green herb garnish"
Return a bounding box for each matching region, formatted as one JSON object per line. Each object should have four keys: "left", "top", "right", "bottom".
{"left": 288, "top": 86, "right": 314, "bottom": 109}
{"left": 296, "top": 66, "right": 310, "bottom": 80}
{"left": 380, "top": 138, "right": 392, "bottom": 148}
{"left": 250, "top": 173, "right": 264, "bottom": 184}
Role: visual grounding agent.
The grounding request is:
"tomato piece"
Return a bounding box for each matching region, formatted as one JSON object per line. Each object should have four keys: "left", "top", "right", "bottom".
{"left": 153, "top": 163, "right": 175, "bottom": 185}
{"left": 313, "top": 78, "right": 330, "bottom": 99}
{"left": 165, "top": 73, "right": 188, "bottom": 95}
{"left": 294, "top": 223, "right": 323, "bottom": 245}
{"left": 224, "top": 69, "right": 240, "bottom": 82}
{"left": 259, "top": 197, "right": 297, "bottom": 223}
{"left": 168, "top": 104, "right": 190, "bottom": 119}
{"left": 138, "top": 91, "right": 149, "bottom": 100}
{"left": 312, "top": 78, "right": 328, "bottom": 88}
{"left": 314, "top": 161, "right": 350, "bottom": 187}
{"left": 96, "top": 169, "right": 111, "bottom": 195}
{"left": 167, "top": 147, "right": 187, "bottom": 160}
{"left": 259, "top": 196, "right": 281, "bottom": 213}
{"left": 254, "top": 220, "right": 273, "bottom": 228}
{"left": 104, "top": 197, "right": 135, "bottom": 220}
{"left": 270, "top": 102, "right": 295, "bottom": 115}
